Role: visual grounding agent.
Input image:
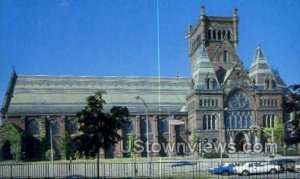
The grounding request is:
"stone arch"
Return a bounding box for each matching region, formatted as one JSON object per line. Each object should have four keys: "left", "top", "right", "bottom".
{"left": 234, "top": 132, "right": 249, "bottom": 152}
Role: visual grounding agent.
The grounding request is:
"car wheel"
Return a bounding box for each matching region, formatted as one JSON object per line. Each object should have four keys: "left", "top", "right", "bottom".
{"left": 242, "top": 170, "right": 249, "bottom": 176}
{"left": 222, "top": 171, "right": 229, "bottom": 176}
{"left": 270, "top": 169, "right": 277, "bottom": 174}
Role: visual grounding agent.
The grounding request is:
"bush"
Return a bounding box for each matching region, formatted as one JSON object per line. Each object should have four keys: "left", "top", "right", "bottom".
{"left": 203, "top": 152, "right": 229, "bottom": 158}
{"left": 45, "top": 149, "right": 59, "bottom": 160}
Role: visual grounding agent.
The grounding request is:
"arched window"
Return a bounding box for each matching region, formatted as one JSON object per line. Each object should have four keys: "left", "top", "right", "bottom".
{"left": 212, "top": 30, "right": 216, "bottom": 40}
{"left": 51, "top": 120, "right": 60, "bottom": 136}
{"left": 272, "top": 80, "right": 277, "bottom": 89}
{"left": 141, "top": 118, "right": 152, "bottom": 135}
{"left": 65, "top": 119, "right": 77, "bottom": 134}
{"left": 265, "top": 79, "right": 270, "bottom": 89}
{"left": 124, "top": 120, "right": 134, "bottom": 135}
{"left": 212, "top": 78, "right": 218, "bottom": 89}
{"left": 203, "top": 114, "right": 216, "bottom": 130}
{"left": 225, "top": 90, "right": 252, "bottom": 129}
{"left": 217, "top": 30, "right": 221, "bottom": 40}
{"left": 27, "top": 119, "right": 40, "bottom": 135}
{"left": 203, "top": 116, "right": 207, "bottom": 130}
{"left": 223, "top": 50, "right": 228, "bottom": 63}
{"left": 160, "top": 119, "right": 168, "bottom": 134}
{"left": 227, "top": 31, "right": 231, "bottom": 40}
{"left": 208, "top": 29, "right": 211, "bottom": 40}
{"left": 222, "top": 30, "right": 226, "bottom": 39}
{"left": 263, "top": 114, "right": 276, "bottom": 128}
{"left": 206, "top": 78, "right": 210, "bottom": 89}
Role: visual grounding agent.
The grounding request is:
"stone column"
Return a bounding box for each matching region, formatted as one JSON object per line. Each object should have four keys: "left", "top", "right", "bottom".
{"left": 135, "top": 116, "right": 141, "bottom": 138}
{"left": 151, "top": 116, "right": 159, "bottom": 156}
{"left": 134, "top": 116, "right": 141, "bottom": 157}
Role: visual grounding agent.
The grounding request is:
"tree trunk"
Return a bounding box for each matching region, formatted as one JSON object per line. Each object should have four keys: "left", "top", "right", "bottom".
{"left": 97, "top": 151, "right": 100, "bottom": 179}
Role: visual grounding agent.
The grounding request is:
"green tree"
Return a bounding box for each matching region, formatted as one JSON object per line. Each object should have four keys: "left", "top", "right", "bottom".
{"left": 283, "top": 84, "right": 300, "bottom": 144}
{"left": 264, "top": 120, "right": 284, "bottom": 143}
{"left": 74, "top": 90, "right": 129, "bottom": 177}
{"left": 58, "top": 132, "right": 76, "bottom": 160}
{"left": 190, "top": 128, "right": 199, "bottom": 155}
{"left": 0, "top": 123, "right": 22, "bottom": 161}
{"left": 127, "top": 132, "right": 138, "bottom": 160}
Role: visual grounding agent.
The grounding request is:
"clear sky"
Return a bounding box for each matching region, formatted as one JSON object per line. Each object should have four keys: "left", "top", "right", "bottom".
{"left": 1, "top": 0, "right": 300, "bottom": 108}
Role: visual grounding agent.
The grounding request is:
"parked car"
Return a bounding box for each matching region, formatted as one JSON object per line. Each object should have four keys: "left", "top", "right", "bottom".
{"left": 170, "top": 161, "right": 196, "bottom": 167}
{"left": 208, "top": 163, "right": 239, "bottom": 175}
{"left": 268, "top": 159, "right": 296, "bottom": 171}
{"left": 234, "top": 162, "right": 281, "bottom": 176}
{"left": 294, "top": 162, "right": 300, "bottom": 173}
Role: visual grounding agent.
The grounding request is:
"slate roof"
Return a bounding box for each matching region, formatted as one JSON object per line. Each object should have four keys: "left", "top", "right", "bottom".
{"left": 2, "top": 74, "right": 190, "bottom": 116}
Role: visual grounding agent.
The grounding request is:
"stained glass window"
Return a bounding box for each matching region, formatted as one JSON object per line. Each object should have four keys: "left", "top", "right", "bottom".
{"left": 225, "top": 90, "right": 252, "bottom": 129}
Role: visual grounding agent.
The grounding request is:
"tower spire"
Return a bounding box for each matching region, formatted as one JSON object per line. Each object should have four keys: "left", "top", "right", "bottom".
{"left": 249, "top": 45, "right": 274, "bottom": 88}
{"left": 192, "top": 44, "right": 219, "bottom": 90}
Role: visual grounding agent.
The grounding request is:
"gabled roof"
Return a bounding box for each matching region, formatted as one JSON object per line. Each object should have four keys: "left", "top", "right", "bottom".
{"left": 223, "top": 61, "right": 250, "bottom": 85}
{"left": 4, "top": 75, "right": 190, "bottom": 116}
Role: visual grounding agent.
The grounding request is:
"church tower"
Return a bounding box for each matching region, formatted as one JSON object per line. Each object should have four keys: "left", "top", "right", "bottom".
{"left": 187, "top": 6, "right": 240, "bottom": 84}
{"left": 186, "top": 6, "right": 286, "bottom": 152}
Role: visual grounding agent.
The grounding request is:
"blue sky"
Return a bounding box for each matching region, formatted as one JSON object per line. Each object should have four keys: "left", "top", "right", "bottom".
{"left": 1, "top": 0, "right": 300, "bottom": 107}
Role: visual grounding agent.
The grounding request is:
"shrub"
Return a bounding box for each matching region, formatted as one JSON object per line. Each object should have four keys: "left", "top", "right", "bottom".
{"left": 203, "top": 152, "right": 229, "bottom": 158}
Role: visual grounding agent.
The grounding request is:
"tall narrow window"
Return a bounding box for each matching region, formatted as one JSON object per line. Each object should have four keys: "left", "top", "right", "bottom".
{"left": 206, "top": 78, "right": 210, "bottom": 89}
{"left": 208, "top": 29, "right": 211, "bottom": 40}
{"left": 212, "top": 115, "right": 216, "bottom": 129}
{"left": 272, "top": 80, "right": 277, "bottom": 89}
{"left": 222, "top": 30, "right": 226, "bottom": 39}
{"left": 213, "top": 30, "right": 216, "bottom": 40}
{"left": 227, "top": 31, "right": 231, "bottom": 40}
{"left": 203, "top": 115, "right": 207, "bottom": 130}
{"left": 217, "top": 30, "right": 221, "bottom": 40}
{"left": 199, "top": 99, "right": 203, "bottom": 107}
{"left": 223, "top": 50, "right": 228, "bottom": 63}
{"left": 265, "top": 79, "right": 270, "bottom": 89}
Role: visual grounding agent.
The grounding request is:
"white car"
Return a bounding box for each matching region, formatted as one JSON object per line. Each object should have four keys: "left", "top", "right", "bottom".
{"left": 234, "top": 162, "right": 281, "bottom": 176}
{"left": 294, "top": 163, "right": 300, "bottom": 172}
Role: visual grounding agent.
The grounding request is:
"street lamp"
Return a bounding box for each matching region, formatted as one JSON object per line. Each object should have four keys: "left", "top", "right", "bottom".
{"left": 216, "top": 113, "right": 223, "bottom": 164}
{"left": 135, "top": 96, "right": 150, "bottom": 160}
{"left": 46, "top": 116, "right": 54, "bottom": 178}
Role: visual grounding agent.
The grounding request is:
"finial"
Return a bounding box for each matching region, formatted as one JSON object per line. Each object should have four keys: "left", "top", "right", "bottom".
{"left": 12, "top": 65, "right": 16, "bottom": 75}
{"left": 201, "top": 6, "right": 205, "bottom": 17}
{"left": 233, "top": 7, "right": 238, "bottom": 17}
{"left": 188, "top": 25, "right": 192, "bottom": 33}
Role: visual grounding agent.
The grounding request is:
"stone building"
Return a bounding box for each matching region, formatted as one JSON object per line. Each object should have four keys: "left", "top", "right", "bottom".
{"left": 186, "top": 6, "right": 286, "bottom": 151}
{"left": 1, "top": 6, "right": 286, "bottom": 158}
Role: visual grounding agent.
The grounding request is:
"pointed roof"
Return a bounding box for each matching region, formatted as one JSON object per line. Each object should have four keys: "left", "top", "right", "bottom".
{"left": 192, "top": 44, "right": 219, "bottom": 90}
{"left": 223, "top": 61, "right": 250, "bottom": 85}
{"left": 249, "top": 45, "right": 272, "bottom": 77}
{"left": 254, "top": 45, "right": 264, "bottom": 59}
